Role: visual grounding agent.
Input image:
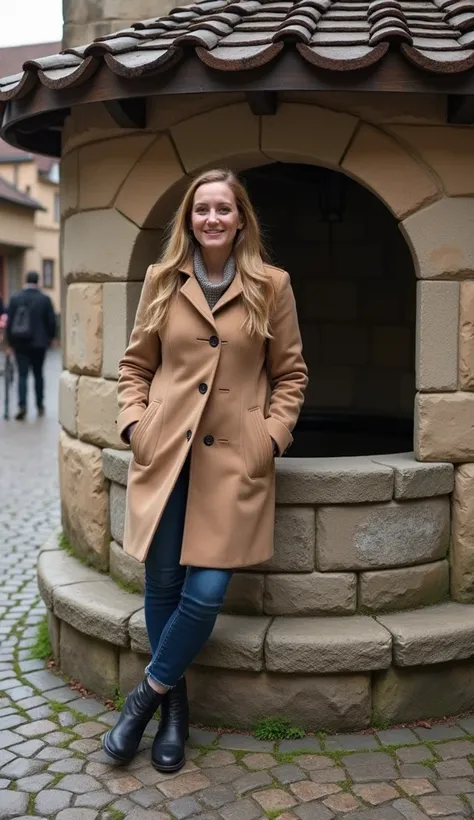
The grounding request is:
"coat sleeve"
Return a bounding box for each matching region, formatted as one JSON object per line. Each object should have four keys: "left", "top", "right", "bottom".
{"left": 117, "top": 266, "right": 162, "bottom": 444}
{"left": 264, "top": 270, "right": 308, "bottom": 456}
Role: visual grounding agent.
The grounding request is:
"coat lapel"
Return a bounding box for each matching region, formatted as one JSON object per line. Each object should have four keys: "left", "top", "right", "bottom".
{"left": 212, "top": 270, "right": 243, "bottom": 314}
{"left": 179, "top": 260, "right": 244, "bottom": 325}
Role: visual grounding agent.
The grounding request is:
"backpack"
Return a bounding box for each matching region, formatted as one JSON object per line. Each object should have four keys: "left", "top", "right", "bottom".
{"left": 9, "top": 299, "right": 32, "bottom": 344}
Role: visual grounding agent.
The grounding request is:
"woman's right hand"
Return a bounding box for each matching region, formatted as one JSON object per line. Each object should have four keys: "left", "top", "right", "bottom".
{"left": 127, "top": 422, "right": 138, "bottom": 444}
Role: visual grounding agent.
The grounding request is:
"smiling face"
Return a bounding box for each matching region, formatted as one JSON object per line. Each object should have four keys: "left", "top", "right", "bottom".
{"left": 190, "top": 181, "right": 243, "bottom": 256}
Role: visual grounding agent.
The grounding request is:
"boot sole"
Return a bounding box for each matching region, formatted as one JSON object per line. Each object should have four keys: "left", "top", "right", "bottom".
{"left": 151, "top": 756, "right": 186, "bottom": 773}
{"left": 102, "top": 731, "right": 134, "bottom": 765}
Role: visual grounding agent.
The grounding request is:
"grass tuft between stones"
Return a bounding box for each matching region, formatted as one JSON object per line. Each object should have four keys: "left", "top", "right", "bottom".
{"left": 253, "top": 717, "right": 305, "bottom": 741}
{"left": 103, "top": 809, "right": 125, "bottom": 820}
{"left": 27, "top": 793, "right": 36, "bottom": 814}
{"left": 29, "top": 614, "right": 51, "bottom": 661}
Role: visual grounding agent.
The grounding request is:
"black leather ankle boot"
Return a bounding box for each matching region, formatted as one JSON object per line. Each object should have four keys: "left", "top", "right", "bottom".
{"left": 103, "top": 678, "right": 163, "bottom": 764}
{"left": 151, "top": 676, "right": 189, "bottom": 772}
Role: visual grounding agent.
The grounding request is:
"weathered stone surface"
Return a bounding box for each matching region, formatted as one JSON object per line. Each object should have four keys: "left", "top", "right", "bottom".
{"left": 109, "top": 540, "right": 144, "bottom": 593}
{"left": 63, "top": 209, "right": 141, "bottom": 281}
{"left": 129, "top": 608, "right": 149, "bottom": 654}
{"left": 252, "top": 506, "right": 315, "bottom": 572}
{"left": 54, "top": 577, "right": 143, "bottom": 646}
{"left": 60, "top": 149, "right": 79, "bottom": 217}
{"left": 195, "top": 614, "right": 271, "bottom": 671}
{"left": 316, "top": 497, "right": 449, "bottom": 571}
{"left": 451, "top": 463, "right": 474, "bottom": 603}
{"left": 77, "top": 376, "right": 123, "bottom": 449}
{"left": 59, "top": 621, "right": 119, "bottom": 700}
{"left": 58, "top": 431, "right": 110, "bottom": 570}
{"left": 370, "top": 453, "right": 453, "bottom": 499}
{"left": 222, "top": 573, "right": 264, "bottom": 615}
{"left": 390, "top": 125, "right": 474, "bottom": 196}
{"left": 110, "top": 483, "right": 126, "bottom": 546}
{"left": 373, "top": 661, "right": 474, "bottom": 724}
{"left": 102, "top": 448, "right": 131, "bottom": 486}
{"left": 78, "top": 134, "right": 155, "bottom": 211}
{"left": 37, "top": 547, "right": 101, "bottom": 610}
{"left": 187, "top": 666, "right": 371, "bottom": 731}
{"left": 460, "top": 281, "right": 474, "bottom": 391}
{"left": 264, "top": 572, "right": 356, "bottom": 616}
{"left": 47, "top": 611, "right": 60, "bottom": 661}
{"left": 377, "top": 602, "right": 474, "bottom": 666}
{"left": 265, "top": 616, "right": 391, "bottom": 673}
{"left": 262, "top": 103, "right": 357, "bottom": 165}
{"left": 115, "top": 134, "right": 185, "bottom": 229}
{"left": 103, "top": 281, "right": 142, "bottom": 379}
{"left": 402, "top": 196, "right": 474, "bottom": 279}
{"left": 65, "top": 283, "right": 103, "bottom": 376}
{"left": 415, "top": 392, "right": 474, "bottom": 461}
{"left": 359, "top": 561, "right": 449, "bottom": 613}
{"left": 415, "top": 280, "right": 459, "bottom": 391}
{"left": 342, "top": 124, "right": 439, "bottom": 218}
{"left": 171, "top": 103, "right": 263, "bottom": 173}
{"left": 275, "top": 457, "right": 393, "bottom": 504}
{"left": 119, "top": 649, "right": 148, "bottom": 694}
{"left": 59, "top": 371, "right": 79, "bottom": 436}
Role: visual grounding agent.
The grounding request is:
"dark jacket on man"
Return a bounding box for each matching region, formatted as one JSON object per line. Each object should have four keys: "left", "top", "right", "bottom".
{"left": 7, "top": 287, "right": 56, "bottom": 350}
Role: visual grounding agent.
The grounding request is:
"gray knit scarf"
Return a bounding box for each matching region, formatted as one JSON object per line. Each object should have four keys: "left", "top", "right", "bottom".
{"left": 193, "top": 247, "right": 236, "bottom": 310}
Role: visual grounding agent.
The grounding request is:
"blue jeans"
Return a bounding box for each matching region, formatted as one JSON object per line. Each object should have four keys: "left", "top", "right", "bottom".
{"left": 144, "top": 454, "right": 233, "bottom": 688}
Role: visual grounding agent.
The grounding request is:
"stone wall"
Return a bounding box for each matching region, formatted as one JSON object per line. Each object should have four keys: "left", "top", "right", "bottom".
{"left": 62, "top": 0, "right": 174, "bottom": 48}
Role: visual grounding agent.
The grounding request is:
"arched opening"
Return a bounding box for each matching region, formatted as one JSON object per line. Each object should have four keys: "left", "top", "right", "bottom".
{"left": 241, "top": 163, "right": 416, "bottom": 458}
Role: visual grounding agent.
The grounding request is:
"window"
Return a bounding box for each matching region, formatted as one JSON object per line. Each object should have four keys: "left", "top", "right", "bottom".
{"left": 42, "top": 259, "right": 54, "bottom": 289}
{"left": 54, "top": 193, "right": 60, "bottom": 222}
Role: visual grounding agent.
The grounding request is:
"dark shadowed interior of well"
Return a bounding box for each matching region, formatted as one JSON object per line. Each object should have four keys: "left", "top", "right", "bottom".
{"left": 240, "top": 163, "right": 416, "bottom": 458}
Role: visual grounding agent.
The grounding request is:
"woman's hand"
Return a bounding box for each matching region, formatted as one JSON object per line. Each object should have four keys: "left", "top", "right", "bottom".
{"left": 127, "top": 422, "right": 138, "bottom": 444}
{"left": 271, "top": 437, "right": 278, "bottom": 457}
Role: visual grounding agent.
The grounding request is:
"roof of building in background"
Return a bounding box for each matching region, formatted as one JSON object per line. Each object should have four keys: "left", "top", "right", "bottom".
{"left": 0, "top": 175, "right": 45, "bottom": 210}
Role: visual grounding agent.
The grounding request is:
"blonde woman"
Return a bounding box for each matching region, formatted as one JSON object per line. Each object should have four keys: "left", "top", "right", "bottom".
{"left": 103, "top": 169, "right": 308, "bottom": 772}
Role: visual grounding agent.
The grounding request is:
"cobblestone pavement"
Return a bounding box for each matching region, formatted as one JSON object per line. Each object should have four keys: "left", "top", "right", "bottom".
{"left": 2, "top": 352, "right": 474, "bottom": 819}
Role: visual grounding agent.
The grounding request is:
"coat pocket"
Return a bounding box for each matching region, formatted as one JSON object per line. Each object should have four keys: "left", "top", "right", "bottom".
{"left": 244, "top": 406, "right": 274, "bottom": 479}
{"left": 131, "top": 400, "right": 163, "bottom": 467}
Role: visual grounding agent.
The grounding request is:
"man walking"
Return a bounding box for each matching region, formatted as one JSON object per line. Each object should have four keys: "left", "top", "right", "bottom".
{"left": 7, "top": 271, "right": 57, "bottom": 420}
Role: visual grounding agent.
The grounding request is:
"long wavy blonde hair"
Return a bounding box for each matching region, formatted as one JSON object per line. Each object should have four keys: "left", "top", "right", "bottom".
{"left": 144, "top": 169, "right": 276, "bottom": 338}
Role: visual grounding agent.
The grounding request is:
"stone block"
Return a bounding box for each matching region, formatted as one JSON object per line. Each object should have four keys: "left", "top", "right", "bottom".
{"left": 402, "top": 197, "right": 474, "bottom": 279}
{"left": 171, "top": 103, "right": 264, "bottom": 172}
{"left": 37, "top": 548, "right": 102, "bottom": 610}
{"left": 370, "top": 453, "right": 453, "bottom": 499}
{"left": 416, "top": 281, "right": 459, "bottom": 391}
{"left": 275, "top": 457, "right": 393, "bottom": 505}
{"left": 102, "top": 282, "right": 142, "bottom": 379}
{"left": 63, "top": 209, "right": 140, "bottom": 281}
{"left": 119, "top": 649, "right": 149, "bottom": 694}
{"left": 110, "top": 483, "right": 126, "bottom": 546}
{"left": 47, "top": 611, "right": 60, "bottom": 662}
{"left": 222, "top": 573, "right": 264, "bottom": 615}
{"left": 109, "top": 540, "right": 144, "bottom": 593}
{"left": 77, "top": 376, "right": 123, "bottom": 449}
{"left": 60, "top": 149, "right": 79, "bottom": 217}
{"left": 377, "top": 602, "right": 474, "bottom": 666}
{"left": 373, "top": 662, "right": 474, "bottom": 725}
{"left": 58, "top": 371, "right": 79, "bottom": 436}
{"left": 316, "top": 497, "right": 449, "bottom": 571}
{"left": 264, "top": 572, "right": 357, "bottom": 616}
{"left": 460, "top": 282, "right": 474, "bottom": 391}
{"left": 389, "top": 125, "right": 474, "bottom": 196}
{"left": 65, "top": 283, "right": 103, "bottom": 376}
{"left": 115, "top": 134, "right": 186, "bottom": 228}
{"left": 415, "top": 392, "right": 474, "bottom": 461}
{"left": 195, "top": 614, "right": 271, "bottom": 671}
{"left": 59, "top": 431, "right": 110, "bottom": 570}
{"left": 129, "top": 608, "right": 148, "bottom": 654}
{"left": 359, "top": 561, "right": 449, "bottom": 614}
{"left": 78, "top": 134, "right": 155, "bottom": 210}
{"left": 451, "top": 464, "right": 474, "bottom": 603}
{"left": 53, "top": 578, "right": 143, "bottom": 646}
{"left": 187, "top": 667, "right": 371, "bottom": 731}
{"left": 261, "top": 103, "right": 357, "bottom": 166}
{"left": 252, "top": 507, "right": 314, "bottom": 572}
{"left": 59, "top": 621, "right": 119, "bottom": 699}
{"left": 342, "top": 124, "right": 439, "bottom": 219}
{"left": 102, "top": 448, "right": 131, "bottom": 486}
{"left": 265, "top": 616, "right": 392, "bottom": 673}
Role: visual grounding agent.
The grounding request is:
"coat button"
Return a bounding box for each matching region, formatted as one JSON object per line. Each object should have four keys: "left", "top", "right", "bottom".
{"left": 204, "top": 435, "right": 214, "bottom": 446}
{"left": 199, "top": 383, "right": 208, "bottom": 394}
{"left": 186, "top": 430, "right": 192, "bottom": 441}
{"left": 209, "top": 335, "right": 219, "bottom": 347}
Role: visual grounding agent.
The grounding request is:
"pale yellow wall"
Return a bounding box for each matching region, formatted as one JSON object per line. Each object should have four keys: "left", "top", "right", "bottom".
{"left": 0, "top": 201, "right": 35, "bottom": 248}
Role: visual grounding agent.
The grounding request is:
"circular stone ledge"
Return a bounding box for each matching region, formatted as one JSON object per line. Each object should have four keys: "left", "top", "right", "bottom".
{"left": 39, "top": 534, "right": 474, "bottom": 730}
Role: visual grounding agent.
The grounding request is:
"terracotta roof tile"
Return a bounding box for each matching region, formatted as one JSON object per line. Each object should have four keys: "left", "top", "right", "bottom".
{"left": 0, "top": 0, "right": 473, "bottom": 107}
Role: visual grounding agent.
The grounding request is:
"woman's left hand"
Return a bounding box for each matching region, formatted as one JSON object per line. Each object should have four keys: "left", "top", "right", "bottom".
{"left": 271, "top": 438, "right": 278, "bottom": 457}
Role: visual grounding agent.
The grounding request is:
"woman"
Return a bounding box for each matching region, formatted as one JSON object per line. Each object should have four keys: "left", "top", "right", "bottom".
{"left": 103, "top": 168, "right": 308, "bottom": 772}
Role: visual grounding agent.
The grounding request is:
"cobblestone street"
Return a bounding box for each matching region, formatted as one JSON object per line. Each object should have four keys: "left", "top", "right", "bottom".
{"left": 1, "top": 352, "right": 474, "bottom": 818}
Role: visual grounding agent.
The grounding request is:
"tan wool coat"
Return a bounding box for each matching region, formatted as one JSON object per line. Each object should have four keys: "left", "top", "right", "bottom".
{"left": 117, "top": 260, "right": 308, "bottom": 568}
